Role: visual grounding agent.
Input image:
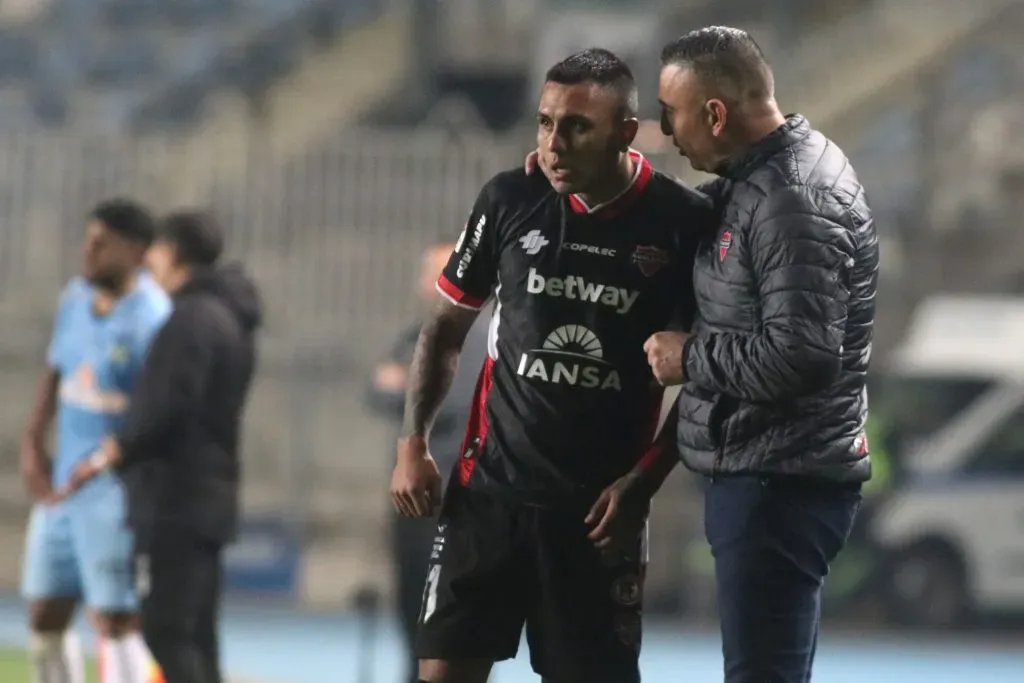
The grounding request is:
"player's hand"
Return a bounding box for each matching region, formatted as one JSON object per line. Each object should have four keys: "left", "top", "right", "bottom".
{"left": 20, "top": 443, "right": 54, "bottom": 503}
{"left": 391, "top": 436, "right": 443, "bottom": 517}
{"left": 53, "top": 453, "right": 107, "bottom": 502}
{"left": 644, "top": 331, "right": 690, "bottom": 386}
{"left": 524, "top": 149, "right": 541, "bottom": 175}
{"left": 586, "top": 472, "right": 648, "bottom": 550}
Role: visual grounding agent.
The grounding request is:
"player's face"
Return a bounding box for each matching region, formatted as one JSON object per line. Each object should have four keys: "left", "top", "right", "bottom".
{"left": 658, "top": 64, "right": 728, "bottom": 173}
{"left": 145, "top": 239, "right": 187, "bottom": 294}
{"left": 82, "top": 219, "right": 142, "bottom": 290}
{"left": 536, "top": 81, "right": 630, "bottom": 195}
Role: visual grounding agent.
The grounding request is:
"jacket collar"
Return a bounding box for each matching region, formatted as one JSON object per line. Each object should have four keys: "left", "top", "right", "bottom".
{"left": 716, "top": 114, "right": 812, "bottom": 180}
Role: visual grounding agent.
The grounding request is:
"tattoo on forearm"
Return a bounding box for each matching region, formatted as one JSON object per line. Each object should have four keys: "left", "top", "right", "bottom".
{"left": 401, "top": 299, "right": 479, "bottom": 439}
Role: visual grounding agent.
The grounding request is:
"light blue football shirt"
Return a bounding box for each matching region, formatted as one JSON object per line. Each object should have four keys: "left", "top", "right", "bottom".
{"left": 47, "top": 274, "right": 171, "bottom": 491}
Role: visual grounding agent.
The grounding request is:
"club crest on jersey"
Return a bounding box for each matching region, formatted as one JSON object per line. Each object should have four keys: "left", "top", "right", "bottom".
{"left": 631, "top": 245, "right": 669, "bottom": 277}
{"left": 718, "top": 230, "right": 732, "bottom": 262}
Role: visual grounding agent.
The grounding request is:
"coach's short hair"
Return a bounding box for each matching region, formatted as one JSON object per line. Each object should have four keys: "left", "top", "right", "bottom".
{"left": 158, "top": 210, "right": 224, "bottom": 267}
{"left": 545, "top": 48, "right": 639, "bottom": 117}
{"left": 660, "top": 27, "right": 774, "bottom": 103}
{"left": 90, "top": 199, "right": 155, "bottom": 246}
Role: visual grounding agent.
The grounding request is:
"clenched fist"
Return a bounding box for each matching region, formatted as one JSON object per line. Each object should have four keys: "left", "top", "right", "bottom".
{"left": 644, "top": 331, "right": 690, "bottom": 386}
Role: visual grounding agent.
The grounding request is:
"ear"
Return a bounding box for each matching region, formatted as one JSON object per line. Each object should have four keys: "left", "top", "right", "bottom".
{"left": 705, "top": 99, "right": 728, "bottom": 137}
{"left": 620, "top": 117, "right": 640, "bottom": 151}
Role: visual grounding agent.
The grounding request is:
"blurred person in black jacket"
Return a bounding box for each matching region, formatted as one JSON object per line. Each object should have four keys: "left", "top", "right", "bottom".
{"left": 61, "top": 211, "right": 262, "bottom": 683}
{"left": 368, "top": 243, "right": 490, "bottom": 683}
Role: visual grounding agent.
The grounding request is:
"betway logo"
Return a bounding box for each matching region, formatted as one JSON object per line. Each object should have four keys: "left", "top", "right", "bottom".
{"left": 526, "top": 268, "right": 638, "bottom": 314}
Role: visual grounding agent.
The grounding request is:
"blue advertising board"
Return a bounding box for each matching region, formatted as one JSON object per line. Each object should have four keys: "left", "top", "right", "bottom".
{"left": 223, "top": 517, "right": 302, "bottom": 597}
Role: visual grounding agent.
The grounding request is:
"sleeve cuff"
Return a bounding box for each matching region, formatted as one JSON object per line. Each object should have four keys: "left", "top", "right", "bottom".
{"left": 681, "top": 335, "right": 697, "bottom": 380}
{"left": 435, "top": 274, "right": 486, "bottom": 310}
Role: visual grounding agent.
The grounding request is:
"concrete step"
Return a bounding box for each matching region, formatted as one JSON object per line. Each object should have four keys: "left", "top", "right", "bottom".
{"left": 163, "top": 8, "right": 413, "bottom": 207}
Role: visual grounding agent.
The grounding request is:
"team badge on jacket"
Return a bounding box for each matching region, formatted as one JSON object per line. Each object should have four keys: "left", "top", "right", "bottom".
{"left": 718, "top": 230, "right": 732, "bottom": 262}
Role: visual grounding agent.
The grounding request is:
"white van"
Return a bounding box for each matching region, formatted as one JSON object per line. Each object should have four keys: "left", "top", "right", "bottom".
{"left": 871, "top": 295, "right": 1024, "bottom": 628}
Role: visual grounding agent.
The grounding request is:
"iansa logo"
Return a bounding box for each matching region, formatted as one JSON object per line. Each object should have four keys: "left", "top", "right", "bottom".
{"left": 516, "top": 324, "right": 622, "bottom": 390}
{"left": 519, "top": 229, "right": 550, "bottom": 255}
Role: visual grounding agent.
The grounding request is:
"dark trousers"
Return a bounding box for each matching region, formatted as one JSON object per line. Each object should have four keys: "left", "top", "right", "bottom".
{"left": 705, "top": 476, "right": 861, "bottom": 683}
{"left": 136, "top": 523, "right": 224, "bottom": 683}
{"left": 391, "top": 512, "right": 436, "bottom": 683}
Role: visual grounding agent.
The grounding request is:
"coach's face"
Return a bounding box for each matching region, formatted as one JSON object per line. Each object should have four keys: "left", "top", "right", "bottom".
{"left": 536, "top": 81, "right": 631, "bottom": 195}
{"left": 82, "top": 219, "right": 142, "bottom": 291}
{"left": 659, "top": 63, "right": 728, "bottom": 173}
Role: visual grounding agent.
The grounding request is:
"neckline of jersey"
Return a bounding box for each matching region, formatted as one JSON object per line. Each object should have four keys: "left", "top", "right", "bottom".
{"left": 567, "top": 149, "right": 653, "bottom": 220}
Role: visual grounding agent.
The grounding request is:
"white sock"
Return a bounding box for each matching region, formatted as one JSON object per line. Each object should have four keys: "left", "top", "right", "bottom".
{"left": 29, "top": 631, "right": 85, "bottom": 683}
{"left": 99, "top": 633, "right": 156, "bottom": 683}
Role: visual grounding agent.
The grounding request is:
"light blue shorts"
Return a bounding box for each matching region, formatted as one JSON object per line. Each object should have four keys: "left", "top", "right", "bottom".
{"left": 20, "top": 477, "right": 137, "bottom": 611}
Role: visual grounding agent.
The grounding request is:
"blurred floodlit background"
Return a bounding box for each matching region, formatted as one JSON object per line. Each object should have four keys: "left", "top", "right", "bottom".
{"left": 1, "top": 0, "right": 1024, "bottom": 681}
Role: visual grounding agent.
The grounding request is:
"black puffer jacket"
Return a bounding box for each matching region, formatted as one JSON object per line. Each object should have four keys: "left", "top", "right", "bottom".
{"left": 677, "top": 115, "right": 877, "bottom": 482}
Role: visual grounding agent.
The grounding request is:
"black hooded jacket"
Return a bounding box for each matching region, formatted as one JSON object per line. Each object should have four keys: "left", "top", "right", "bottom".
{"left": 117, "top": 263, "right": 262, "bottom": 544}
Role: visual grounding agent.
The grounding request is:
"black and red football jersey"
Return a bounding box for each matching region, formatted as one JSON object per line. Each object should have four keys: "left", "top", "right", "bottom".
{"left": 436, "top": 151, "right": 714, "bottom": 504}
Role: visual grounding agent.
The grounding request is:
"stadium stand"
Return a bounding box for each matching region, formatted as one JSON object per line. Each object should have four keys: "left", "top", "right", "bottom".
{"left": 0, "top": 0, "right": 388, "bottom": 131}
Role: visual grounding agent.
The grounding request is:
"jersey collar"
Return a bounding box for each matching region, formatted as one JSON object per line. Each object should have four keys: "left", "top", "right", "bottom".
{"left": 567, "top": 149, "right": 653, "bottom": 219}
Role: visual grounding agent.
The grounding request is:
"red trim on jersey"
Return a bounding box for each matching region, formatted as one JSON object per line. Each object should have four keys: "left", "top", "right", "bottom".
{"left": 436, "top": 273, "right": 486, "bottom": 309}
{"left": 457, "top": 355, "right": 496, "bottom": 486}
{"left": 635, "top": 388, "right": 667, "bottom": 472}
{"left": 568, "top": 150, "right": 654, "bottom": 220}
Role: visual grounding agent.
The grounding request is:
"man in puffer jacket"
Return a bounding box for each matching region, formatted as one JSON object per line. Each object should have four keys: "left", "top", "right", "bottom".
{"left": 645, "top": 26, "right": 878, "bottom": 683}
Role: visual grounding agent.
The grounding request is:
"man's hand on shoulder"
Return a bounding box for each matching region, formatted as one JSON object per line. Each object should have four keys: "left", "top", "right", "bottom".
{"left": 645, "top": 331, "right": 690, "bottom": 386}
{"left": 391, "top": 435, "right": 443, "bottom": 518}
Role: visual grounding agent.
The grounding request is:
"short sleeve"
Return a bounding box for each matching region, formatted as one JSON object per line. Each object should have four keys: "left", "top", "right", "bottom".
{"left": 46, "top": 279, "right": 82, "bottom": 371}
{"left": 436, "top": 186, "right": 499, "bottom": 310}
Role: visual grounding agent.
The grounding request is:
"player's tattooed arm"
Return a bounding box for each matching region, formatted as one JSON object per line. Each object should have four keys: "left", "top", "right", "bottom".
{"left": 400, "top": 298, "right": 481, "bottom": 440}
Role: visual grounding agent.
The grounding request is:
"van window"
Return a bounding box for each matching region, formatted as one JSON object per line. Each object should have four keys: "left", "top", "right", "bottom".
{"left": 963, "top": 405, "right": 1024, "bottom": 476}
{"left": 869, "top": 374, "right": 992, "bottom": 454}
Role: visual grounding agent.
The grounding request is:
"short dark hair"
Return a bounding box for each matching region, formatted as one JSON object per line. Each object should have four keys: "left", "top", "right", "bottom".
{"left": 158, "top": 210, "right": 224, "bottom": 267}
{"left": 545, "top": 48, "right": 639, "bottom": 117}
{"left": 89, "top": 199, "right": 155, "bottom": 246}
{"left": 660, "top": 27, "right": 774, "bottom": 103}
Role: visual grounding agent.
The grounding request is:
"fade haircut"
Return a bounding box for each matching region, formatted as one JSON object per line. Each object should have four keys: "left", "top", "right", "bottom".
{"left": 545, "top": 48, "right": 640, "bottom": 118}
{"left": 90, "top": 199, "right": 155, "bottom": 247}
{"left": 158, "top": 210, "right": 224, "bottom": 267}
{"left": 660, "top": 27, "right": 774, "bottom": 104}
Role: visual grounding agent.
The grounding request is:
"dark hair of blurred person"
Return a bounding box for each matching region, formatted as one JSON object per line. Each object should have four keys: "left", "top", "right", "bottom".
{"left": 83, "top": 198, "right": 155, "bottom": 295}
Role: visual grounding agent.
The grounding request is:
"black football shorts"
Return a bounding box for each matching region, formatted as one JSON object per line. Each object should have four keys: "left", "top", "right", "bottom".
{"left": 415, "top": 483, "right": 646, "bottom": 682}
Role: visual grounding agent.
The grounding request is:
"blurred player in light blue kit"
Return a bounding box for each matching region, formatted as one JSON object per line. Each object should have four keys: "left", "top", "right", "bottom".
{"left": 20, "top": 200, "right": 171, "bottom": 683}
